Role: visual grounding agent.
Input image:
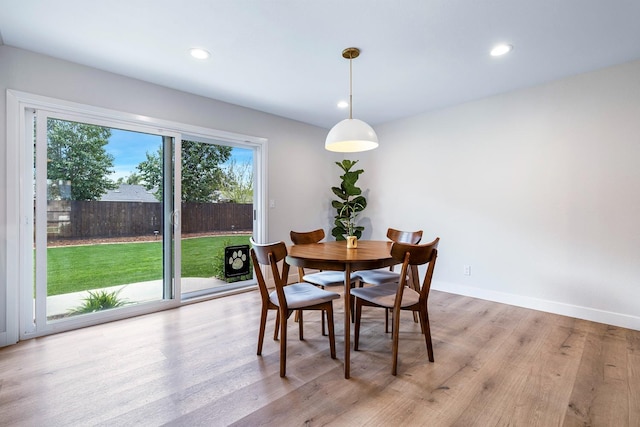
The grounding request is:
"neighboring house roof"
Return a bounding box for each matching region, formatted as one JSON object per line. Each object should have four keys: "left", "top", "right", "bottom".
{"left": 101, "top": 184, "right": 158, "bottom": 203}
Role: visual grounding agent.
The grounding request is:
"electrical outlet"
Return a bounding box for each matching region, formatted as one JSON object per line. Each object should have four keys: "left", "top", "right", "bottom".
{"left": 464, "top": 265, "right": 471, "bottom": 276}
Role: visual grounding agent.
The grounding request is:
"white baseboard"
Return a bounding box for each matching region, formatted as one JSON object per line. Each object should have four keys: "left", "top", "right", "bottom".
{"left": 432, "top": 281, "right": 640, "bottom": 332}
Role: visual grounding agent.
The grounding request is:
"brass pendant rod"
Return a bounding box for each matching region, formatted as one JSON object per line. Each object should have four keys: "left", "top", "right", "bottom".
{"left": 349, "top": 56, "right": 353, "bottom": 119}
{"left": 342, "top": 47, "right": 360, "bottom": 120}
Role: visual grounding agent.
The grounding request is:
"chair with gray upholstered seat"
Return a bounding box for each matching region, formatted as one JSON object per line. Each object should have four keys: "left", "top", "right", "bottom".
{"left": 350, "top": 238, "right": 440, "bottom": 375}
{"left": 250, "top": 238, "right": 340, "bottom": 377}
{"left": 355, "top": 228, "right": 423, "bottom": 331}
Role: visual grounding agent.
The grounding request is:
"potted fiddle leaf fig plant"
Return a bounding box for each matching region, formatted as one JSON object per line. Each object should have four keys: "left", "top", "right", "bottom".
{"left": 331, "top": 159, "right": 367, "bottom": 241}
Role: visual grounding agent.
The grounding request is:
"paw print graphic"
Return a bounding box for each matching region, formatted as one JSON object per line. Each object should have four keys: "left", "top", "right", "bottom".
{"left": 228, "top": 249, "right": 247, "bottom": 271}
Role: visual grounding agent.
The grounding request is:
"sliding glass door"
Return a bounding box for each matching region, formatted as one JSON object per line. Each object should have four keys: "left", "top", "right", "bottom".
{"left": 10, "top": 91, "right": 266, "bottom": 341}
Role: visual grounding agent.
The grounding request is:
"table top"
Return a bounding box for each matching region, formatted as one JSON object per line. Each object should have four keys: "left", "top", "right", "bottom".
{"left": 286, "top": 240, "right": 395, "bottom": 272}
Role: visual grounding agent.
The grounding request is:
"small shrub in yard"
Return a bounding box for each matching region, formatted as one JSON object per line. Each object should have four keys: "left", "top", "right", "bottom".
{"left": 68, "top": 288, "right": 128, "bottom": 315}
{"left": 211, "top": 239, "right": 229, "bottom": 280}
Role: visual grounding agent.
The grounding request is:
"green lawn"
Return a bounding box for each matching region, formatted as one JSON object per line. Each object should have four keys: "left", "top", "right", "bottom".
{"left": 46, "top": 235, "right": 251, "bottom": 296}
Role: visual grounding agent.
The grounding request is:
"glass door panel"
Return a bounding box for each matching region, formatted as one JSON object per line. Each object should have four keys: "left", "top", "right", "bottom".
{"left": 180, "top": 141, "right": 254, "bottom": 298}
{"left": 33, "top": 114, "right": 173, "bottom": 327}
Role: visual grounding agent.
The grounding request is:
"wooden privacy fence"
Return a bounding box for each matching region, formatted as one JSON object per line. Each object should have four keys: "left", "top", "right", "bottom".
{"left": 47, "top": 200, "right": 253, "bottom": 239}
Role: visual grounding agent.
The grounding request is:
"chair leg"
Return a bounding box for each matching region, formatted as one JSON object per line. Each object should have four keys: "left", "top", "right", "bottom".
{"left": 350, "top": 283, "right": 356, "bottom": 323}
{"left": 354, "top": 298, "right": 362, "bottom": 351}
{"left": 321, "top": 309, "right": 327, "bottom": 336}
{"left": 273, "top": 310, "right": 280, "bottom": 340}
{"left": 298, "top": 309, "right": 304, "bottom": 340}
{"left": 409, "top": 272, "right": 420, "bottom": 324}
{"left": 385, "top": 308, "right": 390, "bottom": 333}
{"left": 420, "top": 309, "right": 434, "bottom": 362}
{"left": 326, "top": 305, "right": 337, "bottom": 359}
{"left": 316, "top": 284, "right": 327, "bottom": 335}
{"left": 257, "top": 305, "right": 268, "bottom": 355}
{"left": 280, "top": 310, "right": 288, "bottom": 377}
{"left": 386, "top": 304, "right": 416, "bottom": 328}
{"left": 391, "top": 307, "right": 401, "bottom": 376}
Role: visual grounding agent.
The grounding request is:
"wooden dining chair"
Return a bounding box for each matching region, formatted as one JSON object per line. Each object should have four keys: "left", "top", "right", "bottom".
{"left": 290, "top": 229, "right": 360, "bottom": 288}
{"left": 250, "top": 238, "right": 340, "bottom": 377}
{"left": 350, "top": 238, "right": 440, "bottom": 375}
{"left": 355, "top": 228, "right": 423, "bottom": 331}
{"left": 355, "top": 228, "right": 423, "bottom": 286}
{"left": 290, "top": 229, "right": 360, "bottom": 333}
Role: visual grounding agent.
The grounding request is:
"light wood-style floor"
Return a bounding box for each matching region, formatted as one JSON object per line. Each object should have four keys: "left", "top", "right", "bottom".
{"left": 1, "top": 288, "right": 639, "bottom": 426}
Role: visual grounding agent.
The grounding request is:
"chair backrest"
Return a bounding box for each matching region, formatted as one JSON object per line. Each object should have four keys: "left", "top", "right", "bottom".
{"left": 387, "top": 227, "right": 423, "bottom": 244}
{"left": 290, "top": 229, "right": 325, "bottom": 245}
{"left": 250, "top": 238, "right": 291, "bottom": 309}
{"left": 391, "top": 238, "right": 440, "bottom": 305}
{"left": 289, "top": 229, "right": 326, "bottom": 280}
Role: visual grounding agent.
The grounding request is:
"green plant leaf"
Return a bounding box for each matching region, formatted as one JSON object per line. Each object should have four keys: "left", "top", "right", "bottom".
{"left": 331, "top": 186, "right": 348, "bottom": 200}
{"left": 332, "top": 204, "right": 345, "bottom": 215}
{"left": 331, "top": 226, "right": 347, "bottom": 240}
{"left": 352, "top": 196, "right": 367, "bottom": 211}
{"left": 336, "top": 159, "right": 359, "bottom": 173}
{"left": 342, "top": 181, "right": 362, "bottom": 196}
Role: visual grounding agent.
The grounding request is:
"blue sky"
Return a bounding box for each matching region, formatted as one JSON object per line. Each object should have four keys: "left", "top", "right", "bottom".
{"left": 107, "top": 129, "right": 252, "bottom": 181}
{"left": 107, "top": 129, "right": 160, "bottom": 181}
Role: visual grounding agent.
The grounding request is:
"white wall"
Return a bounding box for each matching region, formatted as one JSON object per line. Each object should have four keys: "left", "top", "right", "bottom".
{"left": 0, "top": 46, "right": 341, "bottom": 344}
{"left": 356, "top": 59, "right": 640, "bottom": 330}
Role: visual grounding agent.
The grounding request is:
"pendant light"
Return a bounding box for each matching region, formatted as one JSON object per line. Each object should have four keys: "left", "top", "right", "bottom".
{"left": 325, "top": 47, "right": 379, "bottom": 153}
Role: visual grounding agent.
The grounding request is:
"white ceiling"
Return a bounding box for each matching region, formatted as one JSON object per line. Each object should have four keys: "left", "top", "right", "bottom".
{"left": 1, "top": 0, "right": 640, "bottom": 129}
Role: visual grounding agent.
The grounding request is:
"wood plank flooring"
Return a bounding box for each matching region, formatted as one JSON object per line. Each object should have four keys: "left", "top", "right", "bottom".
{"left": 1, "top": 289, "right": 639, "bottom": 426}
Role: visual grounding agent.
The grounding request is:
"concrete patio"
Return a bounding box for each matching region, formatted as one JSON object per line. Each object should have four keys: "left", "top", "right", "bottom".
{"left": 46, "top": 277, "right": 233, "bottom": 317}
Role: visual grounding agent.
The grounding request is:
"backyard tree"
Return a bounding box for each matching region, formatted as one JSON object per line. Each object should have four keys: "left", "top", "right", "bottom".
{"left": 47, "top": 119, "right": 116, "bottom": 200}
{"left": 220, "top": 159, "right": 253, "bottom": 203}
{"left": 116, "top": 172, "right": 143, "bottom": 185}
{"left": 137, "top": 140, "right": 232, "bottom": 202}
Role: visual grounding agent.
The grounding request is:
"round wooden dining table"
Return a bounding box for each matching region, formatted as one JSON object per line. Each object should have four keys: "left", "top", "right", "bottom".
{"left": 286, "top": 240, "right": 396, "bottom": 379}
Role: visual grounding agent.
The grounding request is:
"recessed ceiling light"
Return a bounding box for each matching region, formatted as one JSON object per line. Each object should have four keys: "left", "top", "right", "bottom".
{"left": 189, "top": 48, "right": 210, "bottom": 60}
{"left": 490, "top": 44, "right": 513, "bottom": 57}
{"left": 337, "top": 101, "right": 349, "bottom": 109}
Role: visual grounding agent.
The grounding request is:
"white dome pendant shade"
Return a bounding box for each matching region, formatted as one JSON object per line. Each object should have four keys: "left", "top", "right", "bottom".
{"left": 325, "top": 47, "right": 379, "bottom": 153}
{"left": 325, "top": 118, "right": 379, "bottom": 152}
